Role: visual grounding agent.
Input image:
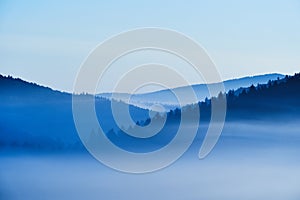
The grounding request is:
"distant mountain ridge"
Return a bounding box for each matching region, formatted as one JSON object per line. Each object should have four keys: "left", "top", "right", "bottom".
{"left": 98, "top": 73, "right": 284, "bottom": 110}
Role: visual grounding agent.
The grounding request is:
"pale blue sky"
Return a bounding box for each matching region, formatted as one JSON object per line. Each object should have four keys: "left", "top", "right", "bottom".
{"left": 0, "top": 0, "right": 300, "bottom": 92}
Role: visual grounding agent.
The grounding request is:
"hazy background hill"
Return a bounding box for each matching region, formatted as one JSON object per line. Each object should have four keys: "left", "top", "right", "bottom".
{"left": 98, "top": 73, "right": 284, "bottom": 110}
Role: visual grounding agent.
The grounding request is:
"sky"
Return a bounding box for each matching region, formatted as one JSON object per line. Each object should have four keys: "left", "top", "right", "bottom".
{"left": 0, "top": 0, "right": 300, "bottom": 93}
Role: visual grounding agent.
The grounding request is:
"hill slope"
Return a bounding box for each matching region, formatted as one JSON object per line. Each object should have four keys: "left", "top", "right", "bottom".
{"left": 0, "top": 75, "right": 149, "bottom": 150}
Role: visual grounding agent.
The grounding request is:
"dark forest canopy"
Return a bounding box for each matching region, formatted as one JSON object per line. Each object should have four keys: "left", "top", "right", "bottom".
{"left": 142, "top": 73, "right": 300, "bottom": 124}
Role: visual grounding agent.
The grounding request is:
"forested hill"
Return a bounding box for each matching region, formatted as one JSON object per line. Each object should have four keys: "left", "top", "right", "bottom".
{"left": 0, "top": 74, "right": 149, "bottom": 150}
{"left": 106, "top": 73, "right": 300, "bottom": 153}
{"left": 197, "top": 73, "right": 300, "bottom": 121}
{"left": 0, "top": 74, "right": 71, "bottom": 104}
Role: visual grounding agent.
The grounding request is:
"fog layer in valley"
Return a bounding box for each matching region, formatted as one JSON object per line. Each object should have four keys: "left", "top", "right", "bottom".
{"left": 1, "top": 121, "right": 300, "bottom": 200}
